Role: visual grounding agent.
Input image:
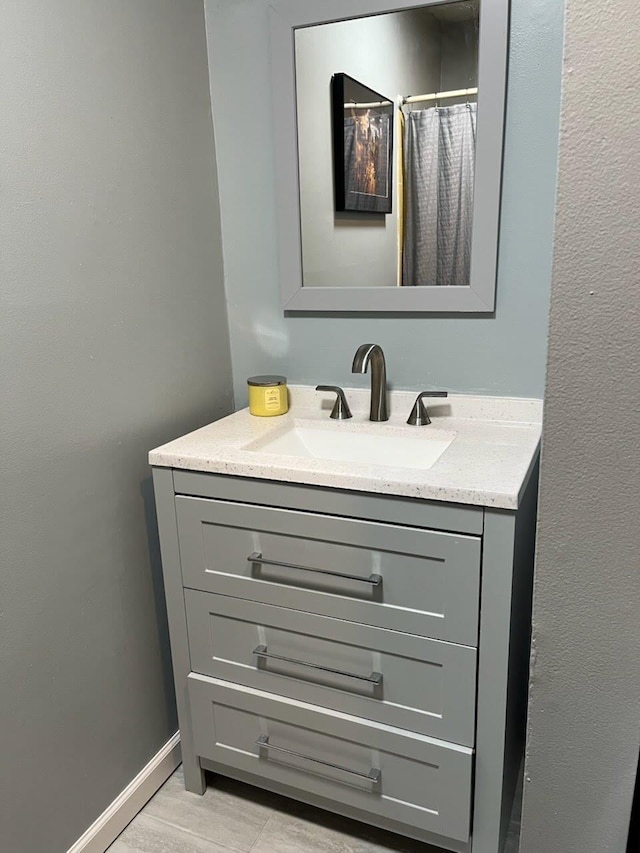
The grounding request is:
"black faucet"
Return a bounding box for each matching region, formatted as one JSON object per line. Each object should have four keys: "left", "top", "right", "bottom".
{"left": 352, "top": 344, "right": 389, "bottom": 422}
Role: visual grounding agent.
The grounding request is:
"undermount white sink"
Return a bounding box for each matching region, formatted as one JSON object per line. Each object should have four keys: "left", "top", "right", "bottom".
{"left": 249, "top": 424, "right": 456, "bottom": 471}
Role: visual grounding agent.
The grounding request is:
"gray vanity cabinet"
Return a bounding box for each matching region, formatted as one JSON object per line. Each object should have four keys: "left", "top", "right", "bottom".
{"left": 152, "top": 465, "right": 538, "bottom": 853}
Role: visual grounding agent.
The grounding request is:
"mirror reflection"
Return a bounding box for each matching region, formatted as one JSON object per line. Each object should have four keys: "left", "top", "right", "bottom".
{"left": 294, "top": 1, "right": 480, "bottom": 289}
{"left": 332, "top": 74, "right": 394, "bottom": 215}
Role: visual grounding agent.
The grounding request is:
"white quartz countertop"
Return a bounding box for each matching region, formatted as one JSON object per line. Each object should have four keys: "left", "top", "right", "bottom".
{"left": 149, "top": 386, "right": 542, "bottom": 509}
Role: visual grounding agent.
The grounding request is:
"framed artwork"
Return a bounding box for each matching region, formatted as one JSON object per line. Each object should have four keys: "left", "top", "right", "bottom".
{"left": 331, "top": 72, "right": 394, "bottom": 214}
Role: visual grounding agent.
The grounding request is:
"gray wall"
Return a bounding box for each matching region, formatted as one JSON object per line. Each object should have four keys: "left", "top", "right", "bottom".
{"left": 0, "top": 2, "right": 233, "bottom": 851}
{"left": 296, "top": 9, "right": 441, "bottom": 289}
{"left": 439, "top": 19, "right": 479, "bottom": 92}
{"left": 520, "top": 2, "right": 640, "bottom": 851}
{"left": 205, "top": 0, "right": 564, "bottom": 403}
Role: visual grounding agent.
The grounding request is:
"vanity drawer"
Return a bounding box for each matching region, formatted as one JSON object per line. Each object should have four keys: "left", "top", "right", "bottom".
{"left": 176, "top": 496, "right": 481, "bottom": 645}
{"left": 185, "top": 590, "right": 477, "bottom": 745}
{"left": 188, "top": 674, "right": 473, "bottom": 843}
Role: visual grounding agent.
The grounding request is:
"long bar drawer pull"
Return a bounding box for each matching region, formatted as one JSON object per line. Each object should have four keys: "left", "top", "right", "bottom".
{"left": 255, "top": 734, "right": 381, "bottom": 784}
{"left": 247, "top": 552, "right": 382, "bottom": 586}
{"left": 253, "top": 645, "right": 383, "bottom": 685}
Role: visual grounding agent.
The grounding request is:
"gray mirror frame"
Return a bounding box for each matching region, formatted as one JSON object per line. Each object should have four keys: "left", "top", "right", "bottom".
{"left": 270, "top": 0, "right": 509, "bottom": 313}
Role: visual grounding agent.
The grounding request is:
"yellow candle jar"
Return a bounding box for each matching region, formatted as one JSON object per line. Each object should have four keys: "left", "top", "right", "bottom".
{"left": 247, "top": 375, "right": 289, "bottom": 417}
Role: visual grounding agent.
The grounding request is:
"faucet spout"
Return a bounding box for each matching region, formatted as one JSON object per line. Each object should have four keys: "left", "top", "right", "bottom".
{"left": 352, "top": 344, "right": 389, "bottom": 422}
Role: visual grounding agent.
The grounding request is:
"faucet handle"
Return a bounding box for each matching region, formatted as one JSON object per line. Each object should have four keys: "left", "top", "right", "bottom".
{"left": 316, "top": 385, "right": 353, "bottom": 420}
{"left": 407, "top": 391, "right": 448, "bottom": 426}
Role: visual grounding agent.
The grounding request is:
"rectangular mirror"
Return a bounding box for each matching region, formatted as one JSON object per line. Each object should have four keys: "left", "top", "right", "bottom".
{"left": 270, "top": 0, "right": 509, "bottom": 312}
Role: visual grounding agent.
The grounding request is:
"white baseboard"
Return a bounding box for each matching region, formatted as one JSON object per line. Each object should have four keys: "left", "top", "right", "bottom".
{"left": 67, "top": 732, "right": 181, "bottom": 853}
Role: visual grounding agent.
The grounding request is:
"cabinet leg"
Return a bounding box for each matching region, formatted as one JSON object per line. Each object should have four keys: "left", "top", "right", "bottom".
{"left": 181, "top": 753, "right": 206, "bottom": 795}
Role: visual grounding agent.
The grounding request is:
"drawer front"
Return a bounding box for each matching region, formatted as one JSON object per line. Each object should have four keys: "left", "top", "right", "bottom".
{"left": 185, "top": 590, "right": 477, "bottom": 745}
{"left": 188, "top": 674, "right": 473, "bottom": 843}
{"left": 176, "top": 496, "right": 481, "bottom": 645}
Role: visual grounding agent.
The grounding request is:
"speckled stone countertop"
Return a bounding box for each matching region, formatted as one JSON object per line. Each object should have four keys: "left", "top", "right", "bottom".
{"left": 149, "top": 386, "right": 542, "bottom": 509}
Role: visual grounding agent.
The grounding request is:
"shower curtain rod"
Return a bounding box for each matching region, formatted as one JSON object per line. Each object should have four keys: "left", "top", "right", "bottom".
{"left": 344, "top": 100, "right": 393, "bottom": 109}
{"left": 343, "top": 87, "right": 478, "bottom": 110}
{"left": 402, "top": 87, "right": 478, "bottom": 104}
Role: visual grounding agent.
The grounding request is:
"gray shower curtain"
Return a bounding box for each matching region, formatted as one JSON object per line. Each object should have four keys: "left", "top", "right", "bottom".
{"left": 403, "top": 102, "right": 477, "bottom": 286}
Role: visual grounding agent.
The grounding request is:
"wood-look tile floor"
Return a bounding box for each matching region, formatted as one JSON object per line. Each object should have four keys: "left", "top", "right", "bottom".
{"left": 108, "top": 766, "right": 522, "bottom": 853}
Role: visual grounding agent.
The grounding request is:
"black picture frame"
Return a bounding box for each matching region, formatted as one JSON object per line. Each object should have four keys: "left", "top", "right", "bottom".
{"left": 331, "top": 73, "right": 394, "bottom": 214}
